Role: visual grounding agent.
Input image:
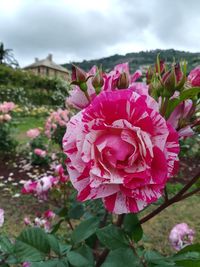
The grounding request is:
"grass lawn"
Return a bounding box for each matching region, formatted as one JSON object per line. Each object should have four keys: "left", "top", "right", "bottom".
{"left": 13, "top": 116, "right": 46, "bottom": 144}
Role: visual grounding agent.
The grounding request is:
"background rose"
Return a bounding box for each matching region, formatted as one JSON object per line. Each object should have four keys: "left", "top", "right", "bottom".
{"left": 187, "top": 66, "right": 200, "bottom": 86}
{"left": 63, "top": 89, "right": 179, "bottom": 214}
{"left": 169, "top": 223, "right": 195, "bottom": 251}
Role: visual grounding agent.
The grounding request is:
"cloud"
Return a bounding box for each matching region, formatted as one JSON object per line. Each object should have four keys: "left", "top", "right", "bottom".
{"left": 0, "top": 0, "right": 200, "bottom": 66}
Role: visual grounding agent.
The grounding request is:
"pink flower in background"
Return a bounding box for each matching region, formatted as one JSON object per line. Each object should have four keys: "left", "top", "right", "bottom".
{"left": 24, "top": 217, "right": 32, "bottom": 226}
{"left": 34, "top": 148, "right": 47, "bottom": 158}
{"left": 63, "top": 89, "right": 179, "bottom": 214}
{"left": 188, "top": 66, "right": 200, "bottom": 86}
{"left": 45, "top": 109, "right": 69, "bottom": 138}
{"left": 55, "top": 164, "right": 69, "bottom": 183}
{"left": 0, "top": 101, "right": 15, "bottom": 113}
{"left": 3, "top": 114, "right": 12, "bottom": 121}
{"left": 44, "top": 210, "right": 55, "bottom": 219}
{"left": 169, "top": 223, "right": 195, "bottom": 251}
{"left": 21, "top": 180, "right": 37, "bottom": 194}
{"left": 35, "top": 176, "right": 56, "bottom": 199}
{"left": 27, "top": 128, "right": 40, "bottom": 139}
{"left": 22, "top": 262, "right": 31, "bottom": 267}
{"left": 0, "top": 208, "right": 4, "bottom": 227}
{"left": 22, "top": 176, "right": 57, "bottom": 200}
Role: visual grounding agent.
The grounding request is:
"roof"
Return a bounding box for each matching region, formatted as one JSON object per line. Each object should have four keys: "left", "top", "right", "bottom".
{"left": 23, "top": 54, "right": 69, "bottom": 73}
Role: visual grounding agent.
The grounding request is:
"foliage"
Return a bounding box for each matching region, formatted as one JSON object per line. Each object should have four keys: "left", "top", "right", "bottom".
{"left": 0, "top": 121, "right": 17, "bottom": 154}
{"left": 0, "top": 64, "right": 69, "bottom": 106}
{"left": 63, "top": 48, "right": 200, "bottom": 73}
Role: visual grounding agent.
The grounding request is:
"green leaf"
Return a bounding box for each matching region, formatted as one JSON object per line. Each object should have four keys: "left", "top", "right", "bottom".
{"left": 69, "top": 203, "right": 84, "bottom": 219}
{"left": 0, "top": 235, "right": 14, "bottom": 254}
{"left": 47, "top": 234, "right": 60, "bottom": 256}
{"left": 31, "top": 259, "right": 68, "bottom": 267}
{"left": 165, "top": 87, "right": 200, "bottom": 118}
{"left": 97, "top": 224, "right": 129, "bottom": 250}
{"left": 144, "top": 250, "right": 174, "bottom": 266}
{"left": 124, "top": 214, "right": 143, "bottom": 242}
{"left": 71, "top": 217, "right": 99, "bottom": 244}
{"left": 67, "top": 251, "right": 91, "bottom": 267}
{"left": 14, "top": 227, "right": 50, "bottom": 262}
{"left": 175, "top": 259, "right": 200, "bottom": 267}
{"left": 76, "top": 245, "right": 94, "bottom": 266}
{"left": 101, "top": 248, "right": 141, "bottom": 267}
{"left": 177, "top": 244, "right": 200, "bottom": 255}
{"left": 56, "top": 207, "right": 68, "bottom": 217}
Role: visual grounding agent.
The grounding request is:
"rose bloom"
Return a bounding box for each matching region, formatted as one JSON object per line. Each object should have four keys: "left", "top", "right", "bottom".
{"left": 63, "top": 89, "right": 179, "bottom": 214}
{"left": 27, "top": 128, "right": 40, "bottom": 139}
{"left": 188, "top": 66, "right": 200, "bottom": 86}
{"left": 34, "top": 148, "right": 47, "bottom": 158}
{"left": 169, "top": 223, "right": 195, "bottom": 251}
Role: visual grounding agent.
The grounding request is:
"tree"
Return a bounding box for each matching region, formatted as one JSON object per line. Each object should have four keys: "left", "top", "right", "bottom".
{"left": 0, "top": 42, "right": 19, "bottom": 67}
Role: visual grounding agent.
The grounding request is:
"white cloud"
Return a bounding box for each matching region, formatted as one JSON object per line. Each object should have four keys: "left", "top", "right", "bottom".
{"left": 0, "top": 0, "right": 200, "bottom": 67}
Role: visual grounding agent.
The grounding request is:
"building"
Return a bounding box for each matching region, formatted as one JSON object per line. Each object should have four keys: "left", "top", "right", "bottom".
{"left": 23, "top": 54, "right": 70, "bottom": 81}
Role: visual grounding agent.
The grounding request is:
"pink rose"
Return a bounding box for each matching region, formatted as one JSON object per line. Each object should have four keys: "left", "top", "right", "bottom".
{"left": 188, "top": 66, "right": 200, "bottom": 86}
{"left": 34, "top": 148, "right": 47, "bottom": 158}
{"left": 22, "top": 262, "right": 31, "bottom": 267}
{"left": 63, "top": 89, "right": 179, "bottom": 214}
{"left": 0, "top": 208, "right": 4, "bottom": 227}
{"left": 0, "top": 101, "right": 15, "bottom": 113}
{"left": 27, "top": 128, "right": 40, "bottom": 139}
{"left": 43, "top": 210, "right": 55, "bottom": 219}
{"left": 169, "top": 223, "right": 195, "bottom": 251}
{"left": 3, "top": 114, "right": 12, "bottom": 121}
{"left": 21, "top": 180, "right": 37, "bottom": 194}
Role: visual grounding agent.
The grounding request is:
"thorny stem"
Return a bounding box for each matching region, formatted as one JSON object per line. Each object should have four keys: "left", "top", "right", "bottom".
{"left": 140, "top": 171, "right": 200, "bottom": 225}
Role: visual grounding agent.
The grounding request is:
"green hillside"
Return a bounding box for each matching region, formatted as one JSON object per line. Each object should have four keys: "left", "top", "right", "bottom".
{"left": 63, "top": 49, "right": 200, "bottom": 73}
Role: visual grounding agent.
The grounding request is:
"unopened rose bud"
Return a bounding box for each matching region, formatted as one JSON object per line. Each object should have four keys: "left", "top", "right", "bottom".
{"left": 71, "top": 65, "right": 87, "bottom": 83}
{"left": 117, "top": 72, "right": 129, "bottom": 89}
{"left": 92, "top": 70, "right": 104, "bottom": 94}
{"left": 146, "top": 66, "right": 154, "bottom": 84}
{"left": 162, "top": 69, "right": 176, "bottom": 93}
{"left": 155, "top": 60, "right": 165, "bottom": 74}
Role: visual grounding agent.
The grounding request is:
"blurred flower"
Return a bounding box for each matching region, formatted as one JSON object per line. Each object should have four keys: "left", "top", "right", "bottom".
{"left": 169, "top": 223, "right": 195, "bottom": 251}
{"left": 34, "top": 148, "right": 47, "bottom": 158}
{"left": 0, "top": 101, "right": 15, "bottom": 113}
{"left": 27, "top": 128, "right": 41, "bottom": 139}
{"left": 22, "top": 262, "right": 31, "bottom": 267}
{"left": 188, "top": 66, "right": 200, "bottom": 86}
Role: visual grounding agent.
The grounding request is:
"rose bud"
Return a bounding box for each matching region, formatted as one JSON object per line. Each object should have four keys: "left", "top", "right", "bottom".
{"left": 71, "top": 65, "right": 87, "bottom": 83}
{"left": 155, "top": 59, "right": 165, "bottom": 74}
{"left": 162, "top": 69, "right": 176, "bottom": 93}
{"left": 117, "top": 72, "right": 129, "bottom": 89}
{"left": 92, "top": 69, "right": 104, "bottom": 94}
{"left": 146, "top": 66, "right": 154, "bottom": 84}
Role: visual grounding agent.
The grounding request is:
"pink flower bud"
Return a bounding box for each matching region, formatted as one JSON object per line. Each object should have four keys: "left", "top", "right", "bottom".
{"left": 169, "top": 223, "right": 195, "bottom": 251}
{"left": 72, "top": 65, "right": 87, "bottom": 83}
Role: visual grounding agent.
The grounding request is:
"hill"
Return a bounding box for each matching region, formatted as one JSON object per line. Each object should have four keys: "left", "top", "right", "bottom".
{"left": 63, "top": 49, "right": 200, "bottom": 73}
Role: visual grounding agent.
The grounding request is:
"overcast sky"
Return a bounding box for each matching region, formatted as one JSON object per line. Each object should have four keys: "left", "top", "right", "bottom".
{"left": 1, "top": 0, "right": 200, "bottom": 67}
